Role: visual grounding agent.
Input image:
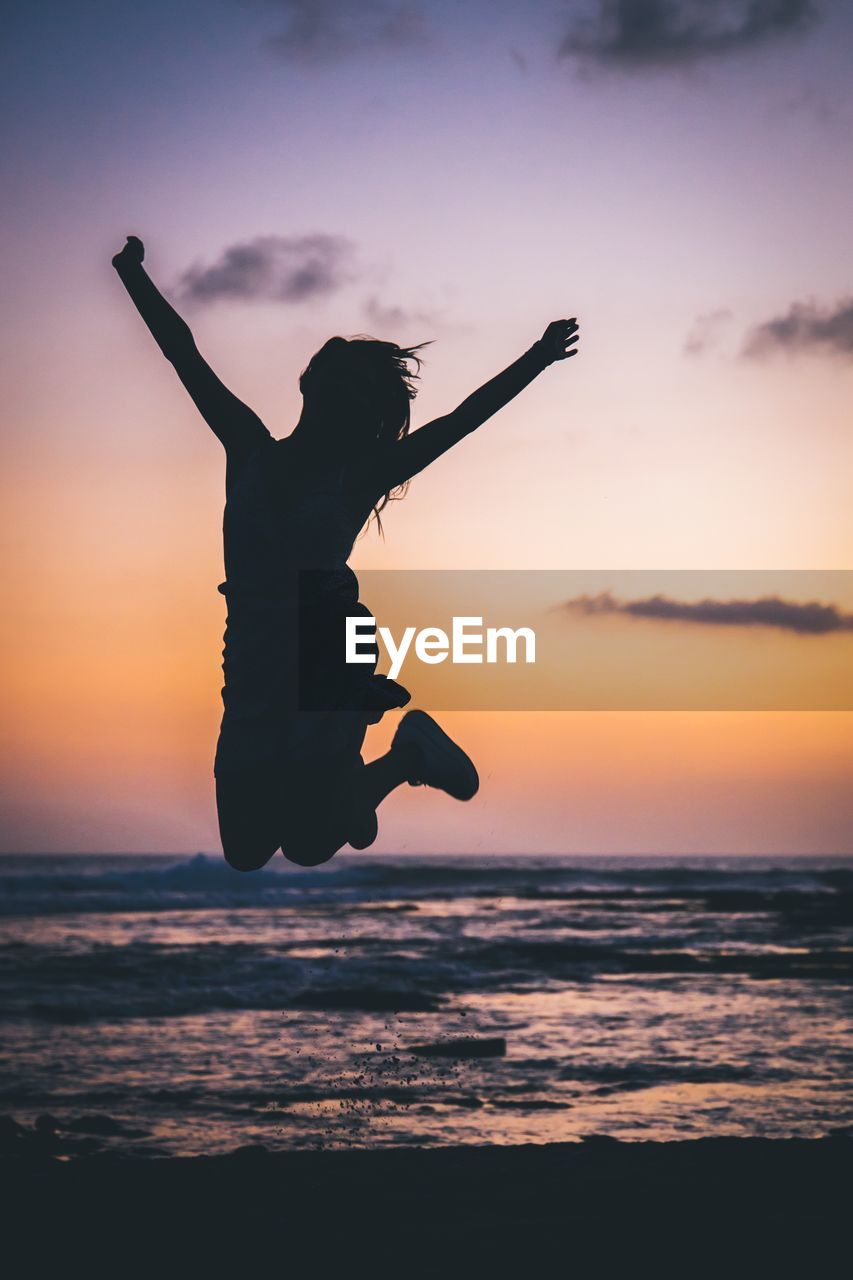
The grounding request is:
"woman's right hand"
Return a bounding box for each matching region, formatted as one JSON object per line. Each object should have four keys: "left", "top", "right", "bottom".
{"left": 112, "top": 235, "right": 145, "bottom": 270}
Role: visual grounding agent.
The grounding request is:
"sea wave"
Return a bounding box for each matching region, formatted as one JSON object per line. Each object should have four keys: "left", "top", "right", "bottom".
{"left": 0, "top": 852, "right": 850, "bottom": 918}
{"left": 3, "top": 937, "right": 851, "bottom": 1024}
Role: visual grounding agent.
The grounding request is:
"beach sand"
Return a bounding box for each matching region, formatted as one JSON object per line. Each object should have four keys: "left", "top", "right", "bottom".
{"left": 3, "top": 1135, "right": 850, "bottom": 1273}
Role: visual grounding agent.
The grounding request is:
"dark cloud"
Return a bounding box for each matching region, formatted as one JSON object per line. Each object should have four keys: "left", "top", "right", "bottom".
{"left": 264, "top": 0, "right": 428, "bottom": 64}
{"left": 684, "top": 308, "right": 732, "bottom": 356}
{"left": 743, "top": 297, "right": 853, "bottom": 358}
{"left": 561, "top": 0, "right": 818, "bottom": 69}
{"left": 565, "top": 592, "right": 853, "bottom": 635}
{"left": 176, "top": 234, "right": 355, "bottom": 304}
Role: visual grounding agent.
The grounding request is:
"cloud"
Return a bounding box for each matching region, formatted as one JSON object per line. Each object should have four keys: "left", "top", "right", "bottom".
{"left": 264, "top": 0, "right": 428, "bottom": 64}
{"left": 561, "top": 0, "right": 818, "bottom": 69}
{"left": 176, "top": 234, "right": 355, "bottom": 304}
{"left": 363, "top": 296, "right": 438, "bottom": 331}
{"left": 743, "top": 297, "right": 853, "bottom": 358}
{"left": 779, "top": 85, "right": 838, "bottom": 126}
{"left": 684, "top": 308, "right": 732, "bottom": 356}
{"left": 564, "top": 592, "right": 853, "bottom": 635}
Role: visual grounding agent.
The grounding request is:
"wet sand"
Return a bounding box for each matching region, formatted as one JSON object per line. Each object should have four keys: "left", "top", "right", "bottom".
{"left": 3, "top": 1136, "right": 850, "bottom": 1273}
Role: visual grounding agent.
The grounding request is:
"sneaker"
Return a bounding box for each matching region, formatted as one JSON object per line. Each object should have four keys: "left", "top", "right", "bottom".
{"left": 392, "top": 711, "right": 479, "bottom": 801}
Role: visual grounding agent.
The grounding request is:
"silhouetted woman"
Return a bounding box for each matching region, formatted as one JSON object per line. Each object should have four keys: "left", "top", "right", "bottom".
{"left": 113, "top": 235, "right": 579, "bottom": 869}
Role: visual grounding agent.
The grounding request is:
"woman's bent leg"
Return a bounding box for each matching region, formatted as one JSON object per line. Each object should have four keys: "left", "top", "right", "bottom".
{"left": 279, "top": 744, "right": 412, "bottom": 866}
{"left": 217, "top": 736, "right": 424, "bottom": 871}
{"left": 216, "top": 771, "right": 281, "bottom": 872}
{"left": 279, "top": 752, "right": 361, "bottom": 867}
{"left": 217, "top": 719, "right": 477, "bottom": 872}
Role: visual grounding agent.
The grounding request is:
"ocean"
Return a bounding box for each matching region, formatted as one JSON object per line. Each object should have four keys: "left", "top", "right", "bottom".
{"left": 1, "top": 853, "right": 851, "bottom": 1156}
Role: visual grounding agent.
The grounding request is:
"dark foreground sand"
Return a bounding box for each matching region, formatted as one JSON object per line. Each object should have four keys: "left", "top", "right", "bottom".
{"left": 3, "top": 1137, "right": 850, "bottom": 1274}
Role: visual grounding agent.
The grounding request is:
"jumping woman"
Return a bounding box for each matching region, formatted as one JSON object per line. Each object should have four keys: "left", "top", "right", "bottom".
{"left": 112, "top": 235, "right": 580, "bottom": 869}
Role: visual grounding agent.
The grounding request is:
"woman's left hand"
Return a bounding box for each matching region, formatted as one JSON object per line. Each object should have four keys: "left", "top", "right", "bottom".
{"left": 538, "top": 318, "right": 579, "bottom": 362}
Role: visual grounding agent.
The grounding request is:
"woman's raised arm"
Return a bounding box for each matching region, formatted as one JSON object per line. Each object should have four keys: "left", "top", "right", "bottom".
{"left": 380, "top": 319, "right": 579, "bottom": 491}
{"left": 112, "top": 236, "right": 270, "bottom": 461}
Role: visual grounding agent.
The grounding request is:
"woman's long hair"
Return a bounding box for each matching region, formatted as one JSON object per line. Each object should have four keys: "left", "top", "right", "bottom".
{"left": 299, "top": 336, "right": 429, "bottom": 532}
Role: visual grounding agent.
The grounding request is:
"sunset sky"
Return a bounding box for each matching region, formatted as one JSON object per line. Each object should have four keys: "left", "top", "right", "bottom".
{"left": 2, "top": 0, "right": 852, "bottom": 853}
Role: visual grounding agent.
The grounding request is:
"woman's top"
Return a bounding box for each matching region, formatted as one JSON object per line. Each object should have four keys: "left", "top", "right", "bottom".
{"left": 214, "top": 433, "right": 399, "bottom": 773}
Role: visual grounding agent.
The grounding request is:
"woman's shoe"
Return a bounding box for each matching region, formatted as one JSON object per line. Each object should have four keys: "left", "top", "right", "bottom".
{"left": 392, "top": 711, "right": 479, "bottom": 800}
